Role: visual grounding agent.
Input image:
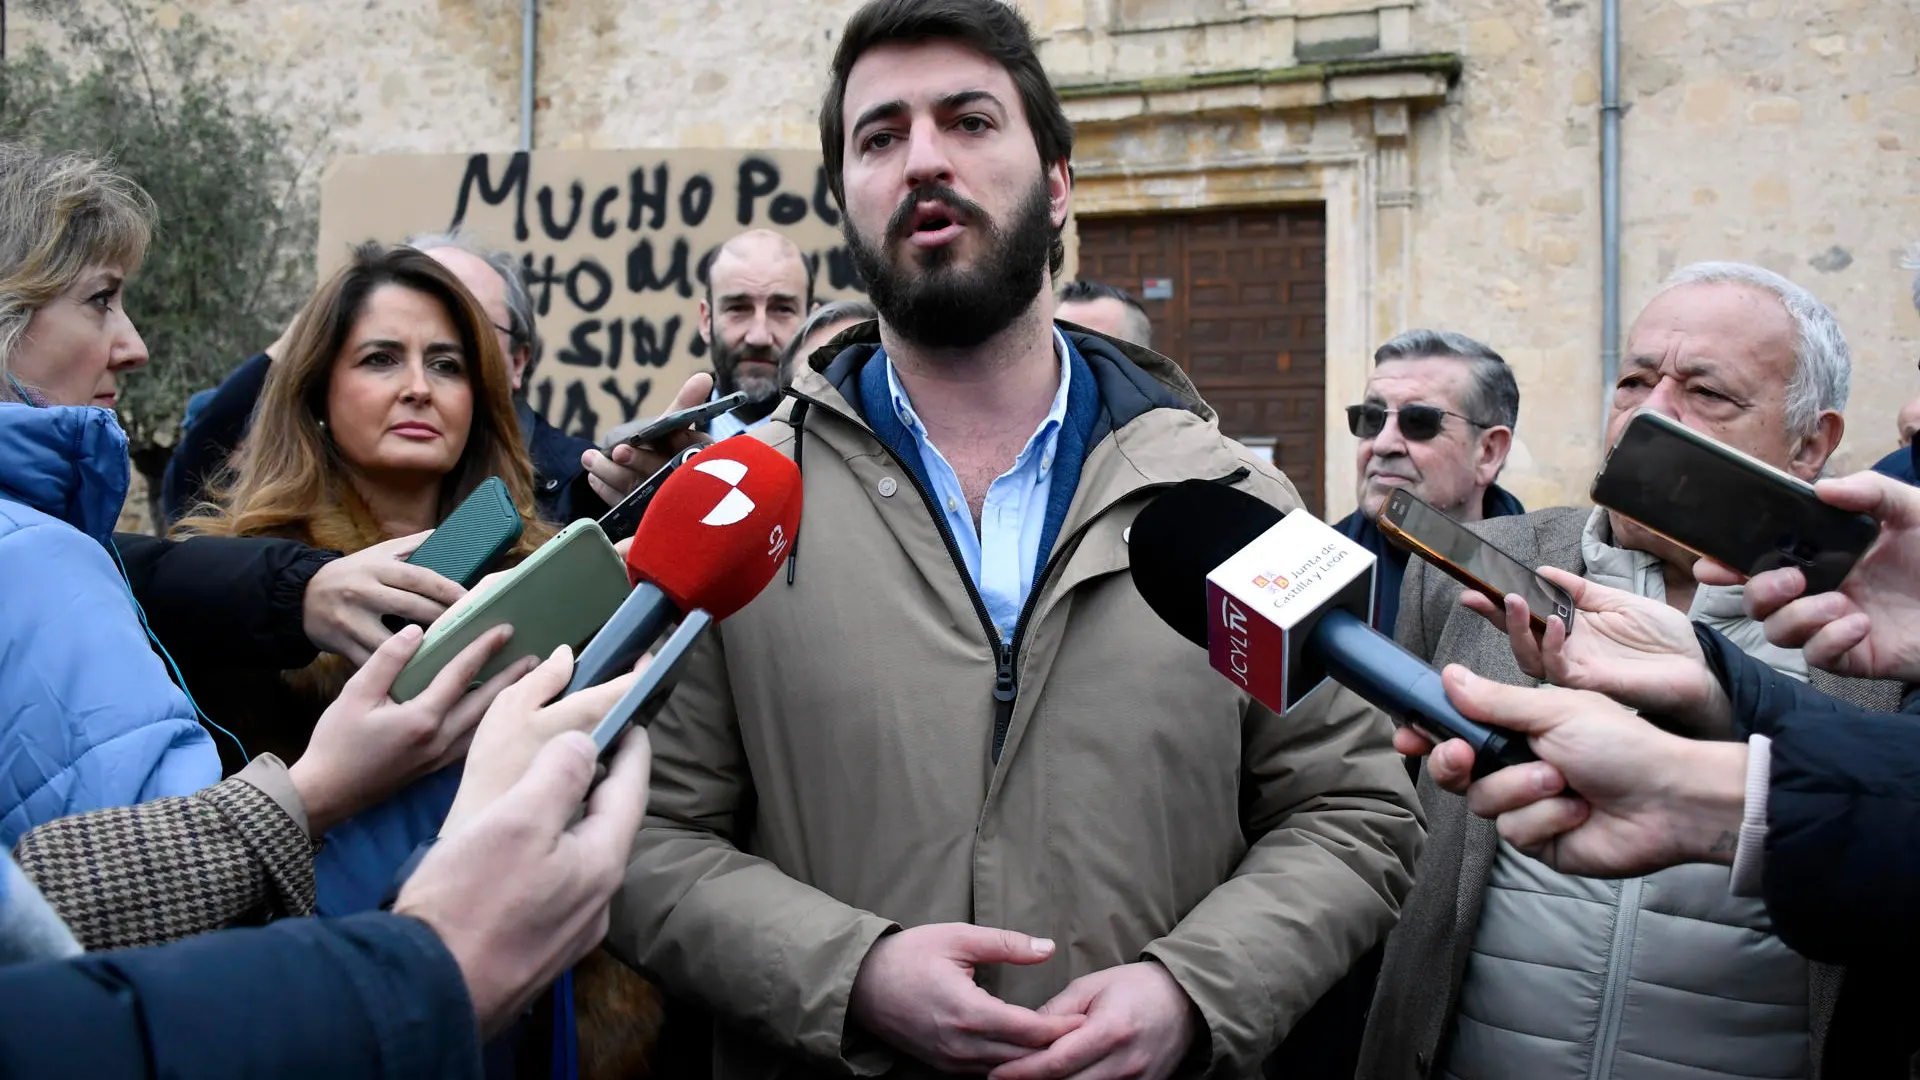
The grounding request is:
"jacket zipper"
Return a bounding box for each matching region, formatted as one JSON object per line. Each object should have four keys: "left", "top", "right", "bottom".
{"left": 788, "top": 389, "right": 1010, "bottom": 742}
{"left": 790, "top": 386, "right": 1250, "bottom": 763}
{"left": 1588, "top": 875, "right": 1644, "bottom": 1080}
{"left": 991, "top": 466, "right": 1250, "bottom": 759}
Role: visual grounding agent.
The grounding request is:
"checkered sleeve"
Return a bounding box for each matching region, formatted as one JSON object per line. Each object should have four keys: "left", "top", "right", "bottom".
{"left": 11, "top": 756, "right": 318, "bottom": 951}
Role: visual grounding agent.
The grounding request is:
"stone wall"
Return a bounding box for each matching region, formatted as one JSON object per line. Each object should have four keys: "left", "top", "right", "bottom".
{"left": 1401, "top": 0, "right": 1920, "bottom": 512}
{"left": 22, "top": 0, "right": 1918, "bottom": 525}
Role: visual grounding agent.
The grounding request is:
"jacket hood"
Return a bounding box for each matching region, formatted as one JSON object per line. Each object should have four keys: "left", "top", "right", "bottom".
{"left": 0, "top": 403, "right": 129, "bottom": 545}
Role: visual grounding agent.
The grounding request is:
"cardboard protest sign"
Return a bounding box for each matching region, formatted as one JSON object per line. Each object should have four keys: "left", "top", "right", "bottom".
{"left": 318, "top": 149, "right": 861, "bottom": 442}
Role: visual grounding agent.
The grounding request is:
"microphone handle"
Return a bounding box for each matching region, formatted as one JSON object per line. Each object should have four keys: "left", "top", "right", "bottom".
{"left": 1309, "top": 609, "right": 1539, "bottom": 779}
{"left": 564, "top": 581, "right": 679, "bottom": 696}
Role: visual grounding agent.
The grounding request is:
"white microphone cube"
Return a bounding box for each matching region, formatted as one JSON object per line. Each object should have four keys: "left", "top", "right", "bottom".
{"left": 1203, "top": 509, "right": 1376, "bottom": 713}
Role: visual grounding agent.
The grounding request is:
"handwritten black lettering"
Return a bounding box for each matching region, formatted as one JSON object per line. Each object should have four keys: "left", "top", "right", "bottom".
{"left": 627, "top": 163, "right": 669, "bottom": 232}
{"left": 556, "top": 380, "right": 600, "bottom": 438}
{"left": 537, "top": 181, "right": 585, "bottom": 241}
{"left": 567, "top": 257, "right": 613, "bottom": 313}
{"left": 556, "top": 320, "right": 606, "bottom": 368}
{"left": 600, "top": 375, "right": 654, "bottom": 424}
{"left": 679, "top": 174, "right": 714, "bottom": 227}
{"left": 522, "top": 254, "right": 564, "bottom": 317}
{"left": 626, "top": 238, "right": 693, "bottom": 298}
{"left": 770, "top": 192, "right": 807, "bottom": 225}
{"left": 812, "top": 165, "right": 841, "bottom": 226}
{"left": 631, "top": 316, "right": 681, "bottom": 368}
{"left": 590, "top": 186, "right": 620, "bottom": 239}
{"left": 450, "top": 152, "right": 530, "bottom": 241}
{"left": 827, "top": 246, "right": 866, "bottom": 291}
{"left": 736, "top": 158, "right": 780, "bottom": 226}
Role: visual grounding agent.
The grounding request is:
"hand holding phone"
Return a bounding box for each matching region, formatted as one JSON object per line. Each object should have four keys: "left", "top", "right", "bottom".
{"left": 1592, "top": 410, "right": 1877, "bottom": 593}
{"left": 383, "top": 476, "right": 523, "bottom": 633}
{"left": 597, "top": 446, "right": 702, "bottom": 544}
{"left": 607, "top": 391, "right": 748, "bottom": 451}
{"left": 1696, "top": 469, "right": 1920, "bottom": 683}
{"left": 1463, "top": 566, "right": 1735, "bottom": 736}
{"left": 1376, "top": 488, "right": 1574, "bottom": 634}
{"left": 438, "top": 641, "right": 645, "bottom": 841}
{"left": 580, "top": 372, "right": 719, "bottom": 507}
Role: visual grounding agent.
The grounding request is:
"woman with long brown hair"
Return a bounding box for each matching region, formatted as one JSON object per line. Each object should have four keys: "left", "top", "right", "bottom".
{"left": 177, "top": 241, "right": 555, "bottom": 764}
{"left": 174, "top": 242, "right": 664, "bottom": 1080}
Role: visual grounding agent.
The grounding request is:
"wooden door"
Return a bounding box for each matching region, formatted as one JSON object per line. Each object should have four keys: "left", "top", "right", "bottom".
{"left": 1074, "top": 207, "right": 1328, "bottom": 515}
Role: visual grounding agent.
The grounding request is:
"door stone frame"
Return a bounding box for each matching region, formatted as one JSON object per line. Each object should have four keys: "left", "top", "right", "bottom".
{"left": 1059, "top": 56, "right": 1458, "bottom": 520}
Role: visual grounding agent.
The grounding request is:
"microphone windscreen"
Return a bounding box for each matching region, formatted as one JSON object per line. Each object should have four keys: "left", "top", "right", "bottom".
{"left": 627, "top": 434, "right": 803, "bottom": 620}
{"left": 1128, "top": 479, "right": 1284, "bottom": 647}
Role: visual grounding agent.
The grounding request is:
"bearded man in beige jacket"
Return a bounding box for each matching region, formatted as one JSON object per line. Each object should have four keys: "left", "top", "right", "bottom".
{"left": 604, "top": 3, "right": 1424, "bottom": 1077}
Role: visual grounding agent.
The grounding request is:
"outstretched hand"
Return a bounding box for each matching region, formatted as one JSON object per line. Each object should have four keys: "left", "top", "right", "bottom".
{"left": 1458, "top": 567, "right": 1731, "bottom": 735}
{"left": 1697, "top": 470, "right": 1920, "bottom": 682}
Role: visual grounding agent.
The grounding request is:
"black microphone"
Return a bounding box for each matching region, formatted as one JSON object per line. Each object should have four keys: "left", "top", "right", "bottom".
{"left": 1128, "top": 479, "right": 1537, "bottom": 779}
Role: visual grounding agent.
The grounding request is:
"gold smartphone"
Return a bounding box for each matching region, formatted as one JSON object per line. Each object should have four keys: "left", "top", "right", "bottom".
{"left": 1376, "top": 488, "right": 1573, "bottom": 634}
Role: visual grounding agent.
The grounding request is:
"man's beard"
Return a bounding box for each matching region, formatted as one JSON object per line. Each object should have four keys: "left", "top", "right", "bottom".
{"left": 844, "top": 176, "right": 1054, "bottom": 351}
{"left": 711, "top": 335, "right": 783, "bottom": 407}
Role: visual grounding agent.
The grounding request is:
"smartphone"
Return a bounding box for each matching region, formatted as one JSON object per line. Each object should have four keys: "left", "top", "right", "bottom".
{"left": 389, "top": 519, "right": 631, "bottom": 703}
{"left": 1591, "top": 410, "right": 1878, "bottom": 594}
{"left": 383, "top": 477, "right": 524, "bottom": 632}
{"left": 596, "top": 445, "right": 702, "bottom": 544}
{"left": 613, "top": 391, "right": 748, "bottom": 450}
{"left": 1377, "top": 488, "right": 1575, "bottom": 633}
{"left": 589, "top": 610, "right": 713, "bottom": 759}
{"left": 405, "top": 476, "right": 522, "bottom": 587}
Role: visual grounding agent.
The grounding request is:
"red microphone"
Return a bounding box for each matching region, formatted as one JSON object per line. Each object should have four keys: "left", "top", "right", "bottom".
{"left": 564, "top": 435, "right": 802, "bottom": 693}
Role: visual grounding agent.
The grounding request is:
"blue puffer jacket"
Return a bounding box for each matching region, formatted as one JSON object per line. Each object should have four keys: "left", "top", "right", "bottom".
{"left": 0, "top": 403, "right": 221, "bottom": 848}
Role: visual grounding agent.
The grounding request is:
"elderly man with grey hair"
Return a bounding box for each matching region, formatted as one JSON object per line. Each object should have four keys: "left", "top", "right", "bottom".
{"left": 1332, "top": 328, "right": 1526, "bottom": 636}
{"left": 1359, "top": 262, "right": 1882, "bottom": 1080}
{"left": 161, "top": 229, "right": 606, "bottom": 525}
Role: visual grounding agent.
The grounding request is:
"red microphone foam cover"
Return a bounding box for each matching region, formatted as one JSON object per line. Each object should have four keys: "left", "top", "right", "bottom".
{"left": 626, "top": 434, "right": 803, "bottom": 619}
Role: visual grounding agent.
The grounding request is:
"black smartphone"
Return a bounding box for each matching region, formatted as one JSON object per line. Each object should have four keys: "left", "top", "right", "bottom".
{"left": 615, "top": 391, "right": 749, "bottom": 450}
{"left": 597, "top": 445, "right": 702, "bottom": 544}
{"left": 1591, "top": 410, "right": 1878, "bottom": 594}
{"left": 589, "top": 610, "right": 713, "bottom": 760}
{"left": 1376, "top": 488, "right": 1574, "bottom": 633}
{"left": 384, "top": 476, "right": 523, "bottom": 632}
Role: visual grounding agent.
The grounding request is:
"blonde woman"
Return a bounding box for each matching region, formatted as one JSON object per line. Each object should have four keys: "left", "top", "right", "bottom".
{"left": 0, "top": 144, "right": 216, "bottom": 845}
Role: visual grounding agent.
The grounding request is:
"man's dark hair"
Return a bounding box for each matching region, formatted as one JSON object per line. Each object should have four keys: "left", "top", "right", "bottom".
{"left": 1059, "top": 279, "right": 1147, "bottom": 314}
{"left": 1373, "top": 328, "right": 1521, "bottom": 431}
{"left": 820, "top": 0, "right": 1073, "bottom": 276}
{"left": 1058, "top": 279, "right": 1152, "bottom": 346}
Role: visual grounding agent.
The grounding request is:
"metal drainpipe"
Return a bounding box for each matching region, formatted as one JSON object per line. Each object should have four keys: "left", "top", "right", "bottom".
{"left": 520, "top": 0, "right": 537, "bottom": 152}
{"left": 1600, "top": 0, "right": 1621, "bottom": 434}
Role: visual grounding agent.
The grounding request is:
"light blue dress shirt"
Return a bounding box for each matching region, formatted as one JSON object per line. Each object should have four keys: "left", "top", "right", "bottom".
{"left": 882, "top": 329, "right": 1072, "bottom": 642}
{"left": 709, "top": 387, "right": 773, "bottom": 441}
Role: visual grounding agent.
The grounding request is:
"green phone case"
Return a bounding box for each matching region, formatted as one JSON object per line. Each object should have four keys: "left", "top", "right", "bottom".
{"left": 389, "top": 520, "right": 631, "bottom": 703}
{"left": 406, "top": 476, "right": 523, "bottom": 587}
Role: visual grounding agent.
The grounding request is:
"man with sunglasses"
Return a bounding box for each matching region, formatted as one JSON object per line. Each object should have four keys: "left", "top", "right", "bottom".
{"left": 1332, "top": 329, "right": 1525, "bottom": 636}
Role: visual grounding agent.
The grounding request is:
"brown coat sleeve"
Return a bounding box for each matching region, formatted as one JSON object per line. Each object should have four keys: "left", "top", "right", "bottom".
{"left": 1141, "top": 680, "right": 1425, "bottom": 1075}
{"left": 11, "top": 754, "right": 316, "bottom": 951}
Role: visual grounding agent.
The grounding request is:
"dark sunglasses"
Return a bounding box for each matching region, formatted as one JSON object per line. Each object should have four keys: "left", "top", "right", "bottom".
{"left": 1345, "top": 403, "right": 1490, "bottom": 442}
